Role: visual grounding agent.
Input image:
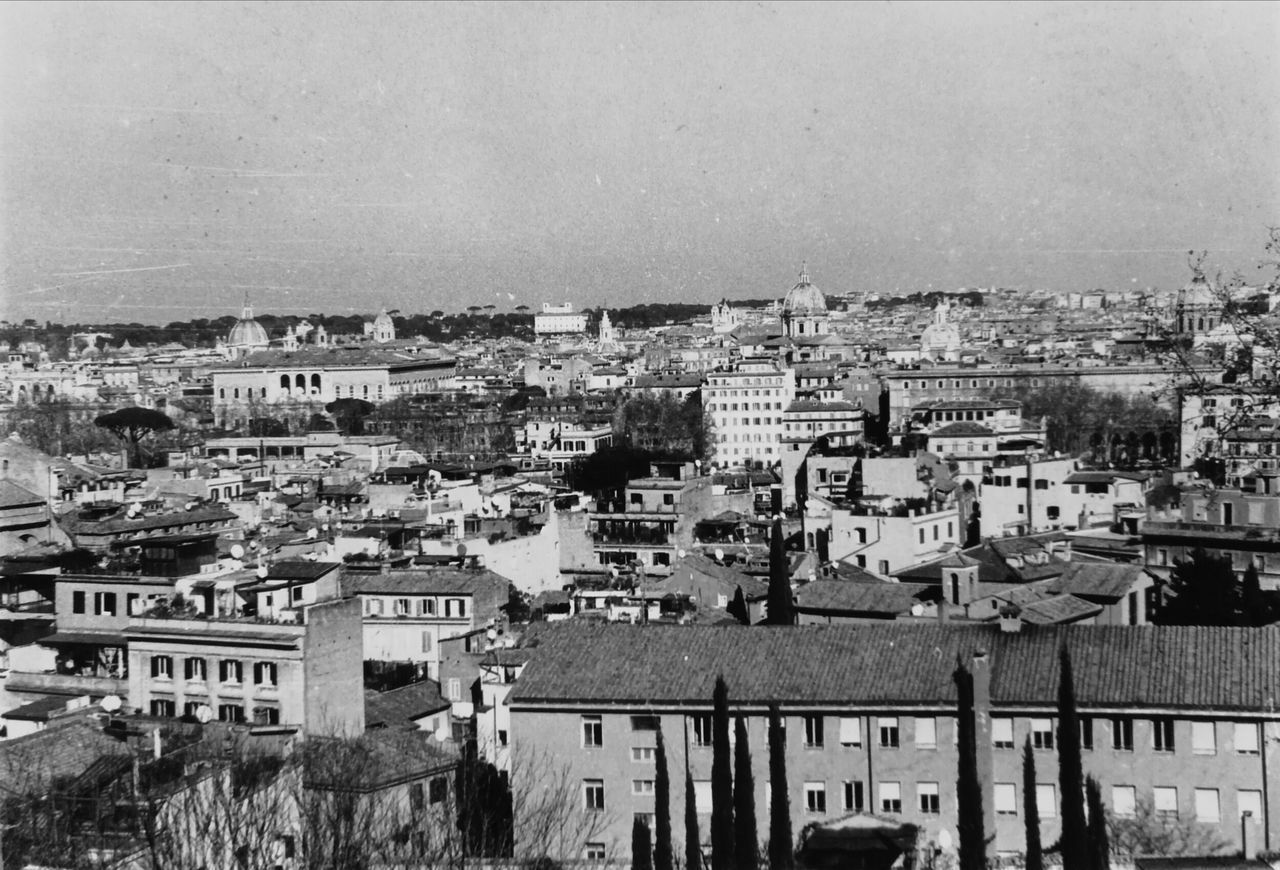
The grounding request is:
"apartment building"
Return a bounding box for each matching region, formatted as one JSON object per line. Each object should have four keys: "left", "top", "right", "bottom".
{"left": 822, "top": 500, "right": 962, "bottom": 576}
{"left": 125, "top": 595, "right": 364, "bottom": 736}
{"left": 1144, "top": 485, "right": 1280, "bottom": 592}
{"left": 703, "top": 359, "right": 796, "bottom": 467}
{"left": 506, "top": 623, "right": 1280, "bottom": 863}
{"left": 340, "top": 566, "right": 510, "bottom": 679}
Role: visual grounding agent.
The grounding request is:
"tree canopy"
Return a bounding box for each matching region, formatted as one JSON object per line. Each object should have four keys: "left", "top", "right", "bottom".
{"left": 94, "top": 406, "right": 175, "bottom": 468}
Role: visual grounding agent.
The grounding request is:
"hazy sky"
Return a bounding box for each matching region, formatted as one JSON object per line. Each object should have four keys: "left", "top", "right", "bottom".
{"left": 2, "top": 1, "right": 1277, "bottom": 324}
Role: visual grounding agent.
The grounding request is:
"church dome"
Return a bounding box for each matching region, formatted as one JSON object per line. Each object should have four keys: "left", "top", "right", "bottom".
{"left": 227, "top": 297, "right": 270, "bottom": 350}
{"left": 1178, "top": 273, "right": 1218, "bottom": 308}
{"left": 782, "top": 265, "right": 827, "bottom": 315}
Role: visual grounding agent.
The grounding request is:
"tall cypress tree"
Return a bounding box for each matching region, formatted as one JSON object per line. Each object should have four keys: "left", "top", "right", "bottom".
{"left": 632, "top": 815, "right": 654, "bottom": 870}
{"left": 1085, "top": 776, "right": 1109, "bottom": 870}
{"left": 733, "top": 716, "right": 758, "bottom": 869}
{"left": 685, "top": 767, "right": 702, "bottom": 870}
{"left": 767, "top": 703, "right": 794, "bottom": 870}
{"left": 710, "top": 676, "right": 735, "bottom": 870}
{"left": 1058, "top": 646, "right": 1088, "bottom": 870}
{"left": 954, "top": 660, "right": 986, "bottom": 870}
{"left": 654, "top": 727, "right": 673, "bottom": 870}
{"left": 727, "top": 585, "right": 750, "bottom": 625}
{"left": 767, "top": 517, "right": 794, "bottom": 625}
{"left": 1023, "top": 737, "right": 1043, "bottom": 870}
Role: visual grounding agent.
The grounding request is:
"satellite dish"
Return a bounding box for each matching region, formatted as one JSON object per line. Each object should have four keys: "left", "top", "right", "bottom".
{"left": 256, "top": 565, "right": 269, "bottom": 579}
{"left": 937, "top": 829, "right": 953, "bottom": 851}
{"left": 126, "top": 504, "right": 139, "bottom": 518}
{"left": 910, "top": 603, "right": 925, "bottom": 617}
{"left": 249, "top": 540, "right": 259, "bottom": 550}
{"left": 230, "top": 544, "right": 245, "bottom": 559}
{"left": 321, "top": 523, "right": 329, "bottom": 531}
{"left": 434, "top": 725, "right": 451, "bottom": 742}
{"left": 609, "top": 566, "right": 619, "bottom": 579}
{"left": 195, "top": 705, "right": 214, "bottom": 724}
{"left": 677, "top": 549, "right": 687, "bottom": 559}
{"left": 714, "top": 548, "right": 725, "bottom": 562}
{"left": 486, "top": 628, "right": 498, "bottom": 641}
{"left": 100, "top": 694, "right": 122, "bottom": 713}
{"left": 306, "top": 527, "right": 318, "bottom": 540}
{"left": 456, "top": 543, "right": 468, "bottom": 559}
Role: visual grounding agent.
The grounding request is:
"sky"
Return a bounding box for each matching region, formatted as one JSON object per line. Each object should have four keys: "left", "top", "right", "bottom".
{"left": 1, "top": 1, "right": 1277, "bottom": 324}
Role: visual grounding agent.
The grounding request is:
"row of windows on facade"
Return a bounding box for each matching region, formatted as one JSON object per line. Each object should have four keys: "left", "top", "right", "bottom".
{"left": 707, "top": 377, "right": 785, "bottom": 387}
{"left": 150, "top": 655, "right": 277, "bottom": 686}
{"left": 217, "top": 378, "right": 385, "bottom": 400}
{"left": 900, "top": 377, "right": 1033, "bottom": 391}
{"left": 584, "top": 779, "right": 1261, "bottom": 827}
{"left": 580, "top": 714, "right": 1263, "bottom": 756}
{"left": 930, "top": 409, "right": 1015, "bottom": 423}
{"left": 147, "top": 697, "right": 279, "bottom": 725}
{"left": 709, "top": 401, "right": 785, "bottom": 412}
{"left": 362, "top": 596, "right": 469, "bottom": 618}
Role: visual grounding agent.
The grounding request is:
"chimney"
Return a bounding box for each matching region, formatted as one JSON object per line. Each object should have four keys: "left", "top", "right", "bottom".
{"left": 1241, "top": 811, "right": 1258, "bottom": 861}
{"left": 998, "top": 605, "right": 1023, "bottom": 633}
{"left": 971, "top": 649, "right": 996, "bottom": 863}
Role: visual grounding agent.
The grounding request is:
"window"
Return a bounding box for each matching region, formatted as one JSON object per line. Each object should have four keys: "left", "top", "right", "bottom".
{"left": 839, "top": 717, "right": 862, "bottom": 747}
{"left": 395, "top": 598, "right": 410, "bottom": 616}
{"left": 878, "top": 782, "right": 902, "bottom": 814}
{"left": 1036, "top": 784, "right": 1056, "bottom": 819}
{"left": 582, "top": 844, "right": 607, "bottom": 861}
{"left": 878, "top": 717, "right": 899, "bottom": 748}
{"left": 804, "top": 715, "right": 824, "bottom": 748}
{"left": 1194, "top": 788, "right": 1220, "bottom": 823}
{"left": 583, "top": 780, "right": 605, "bottom": 812}
{"left": 421, "top": 598, "right": 436, "bottom": 616}
{"left": 184, "top": 657, "right": 207, "bottom": 682}
{"left": 94, "top": 591, "right": 117, "bottom": 616}
{"left": 632, "top": 779, "right": 655, "bottom": 796}
{"left": 843, "top": 780, "right": 865, "bottom": 812}
{"left": 447, "top": 678, "right": 461, "bottom": 701}
{"left": 630, "top": 715, "right": 660, "bottom": 731}
{"left": 1153, "top": 718, "right": 1175, "bottom": 752}
{"left": 72, "top": 590, "right": 86, "bottom": 614}
{"left": 878, "top": 560, "right": 889, "bottom": 574}
{"left": 219, "top": 660, "right": 243, "bottom": 684}
{"left": 692, "top": 714, "right": 713, "bottom": 747}
{"left": 693, "top": 780, "right": 712, "bottom": 815}
{"left": 1031, "top": 718, "right": 1054, "bottom": 750}
{"left": 994, "top": 783, "right": 1017, "bottom": 815}
{"left": 805, "top": 782, "right": 827, "bottom": 813}
{"left": 429, "top": 777, "right": 448, "bottom": 804}
{"left": 253, "top": 706, "right": 280, "bottom": 725}
{"left": 992, "top": 717, "right": 1014, "bottom": 749}
{"left": 1112, "top": 785, "right": 1137, "bottom": 817}
{"left": 182, "top": 701, "right": 202, "bottom": 718}
{"left": 150, "top": 655, "right": 173, "bottom": 679}
{"left": 1239, "top": 790, "right": 1263, "bottom": 821}
{"left": 253, "top": 661, "right": 277, "bottom": 686}
{"left": 1081, "top": 716, "right": 1093, "bottom": 750}
{"left": 409, "top": 783, "right": 424, "bottom": 811}
{"left": 1153, "top": 786, "right": 1178, "bottom": 818}
{"left": 1111, "top": 717, "right": 1133, "bottom": 751}
{"left": 1235, "top": 722, "right": 1260, "bottom": 755}
{"left": 918, "top": 782, "right": 940, "bottom": 814}
{"left": 1191, "top": 722, "right": 1216, "bottom": 755}
{"left": 421, "top": 631, "right": 433, "bottom": 653}
{"left": 150, "top": 698, "right": 176, "bottom": 717}
{"left": 634, "top": 811, "right": 655, "bottom": 829}
{"left": 916, "top": 717, "right": 937, "bottom": 749}
{"left": 581, "top": 715, "right": 602, "bottom": 748}
{"left": 218, "top": 704, "right": 245, "bottom": 723}
{"left": 632, "top": 747, "right": 655, "bottom": 763}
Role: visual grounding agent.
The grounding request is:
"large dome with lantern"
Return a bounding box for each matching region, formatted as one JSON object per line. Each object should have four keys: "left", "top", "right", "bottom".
{"left": 782, "top": 264, "right": 827, "bottom": 316}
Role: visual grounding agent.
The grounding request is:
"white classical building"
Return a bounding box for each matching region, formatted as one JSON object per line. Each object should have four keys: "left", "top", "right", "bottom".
{"left": 534, "top": 303, "right": 588, "bottom": 335}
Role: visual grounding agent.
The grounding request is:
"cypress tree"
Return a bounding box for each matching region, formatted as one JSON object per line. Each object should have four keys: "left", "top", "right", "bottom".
{"left": 710, "top": 676, "right": 735, "bottom": 870}
{"left": 632, "top": 815, "right": 654, "bottom": 870}
{"left": 685, "top": 767, "right": 702, "bottom": 870}
{"left": 733, "top": 716, "right": 758, "bottom": 869}
{"left": 1085, "top": 775, "right": 1110, "bottom": 870}
{"left": 654, "top": 727, "right": 673, "bottom": 870}
{"left": 767, "top": 703, "right": 794, "bottom": 870}
{"left": 767, "top": 517, "right": 795, "bottom": 625}
{"left": 1058, "top": 646, "right": 1088, "bottom": 870}
{"left": 954, "top": 660, "right": 986, "bottom": 870}
{"left": 1023, "top": 737, "right": 1043, "bottom": 870}
{"left": 727, "top": 585, "right": 750, "bottom": 625}
{"left": 1242, "top": 561, "right": 1266, "bottom": 626}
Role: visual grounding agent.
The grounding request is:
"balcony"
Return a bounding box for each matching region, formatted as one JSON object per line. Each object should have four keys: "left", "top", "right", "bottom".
{"left": 593, "top": 532, "right": 672, "bottom": 547}
{"left": 589, "top": 501, "right": 680, "bottom": 519}
{"left": 5, "top": 670, "right": 128, "bottom": 696}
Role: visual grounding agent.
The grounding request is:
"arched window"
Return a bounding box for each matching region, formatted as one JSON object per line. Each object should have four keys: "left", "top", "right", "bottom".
{"left": 950, "top": 573, "right": 961, "bottom": 604}
{"left": 311, "top": 373, "right": 321, "bottom": 392}
{"left": 219, "top": 388, "right": 225, "bottom": 399}
{"left": 295, "top": 374, "right": 306, "bottom": 390}
{"left": 233, "top": 388, "right": 240, "bottom": 399}
{"left": 280, "top": 375, "right": 290, "bottom": 390}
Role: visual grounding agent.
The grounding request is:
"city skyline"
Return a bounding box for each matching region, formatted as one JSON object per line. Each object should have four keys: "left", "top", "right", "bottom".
{"left": 2, "top": 1, "right": 1278, "bottom": 324}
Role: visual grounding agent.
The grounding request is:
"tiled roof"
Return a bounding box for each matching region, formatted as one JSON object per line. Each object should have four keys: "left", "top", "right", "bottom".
{"left": 0, "top": 480, "right": 43, "bottom": 508}
{"left": 929, "top": 422, "right": 995, "bottom": 437}
{"left": 793, "top": 580, "right": 935, "bottom": 615}
{"left": 508, "top": 623, "right": 1280, "bottom": 713}
{"left": 341, "top": 566, "right": 510, "bottom": 597}
{"left": 364, "top": 681, "right": 449, "bottom": 729}
{"left": 267, "top": 560, "right": 341, "bottom": 581}
{"left": 1017, "top": 594, "right": 1103, "bottom": 625}
{"left": 0, "top": 718, "right": 133, "bottom": 794}
{"left": 1051, "top": 562, "right": 1146, "bottom": 601}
